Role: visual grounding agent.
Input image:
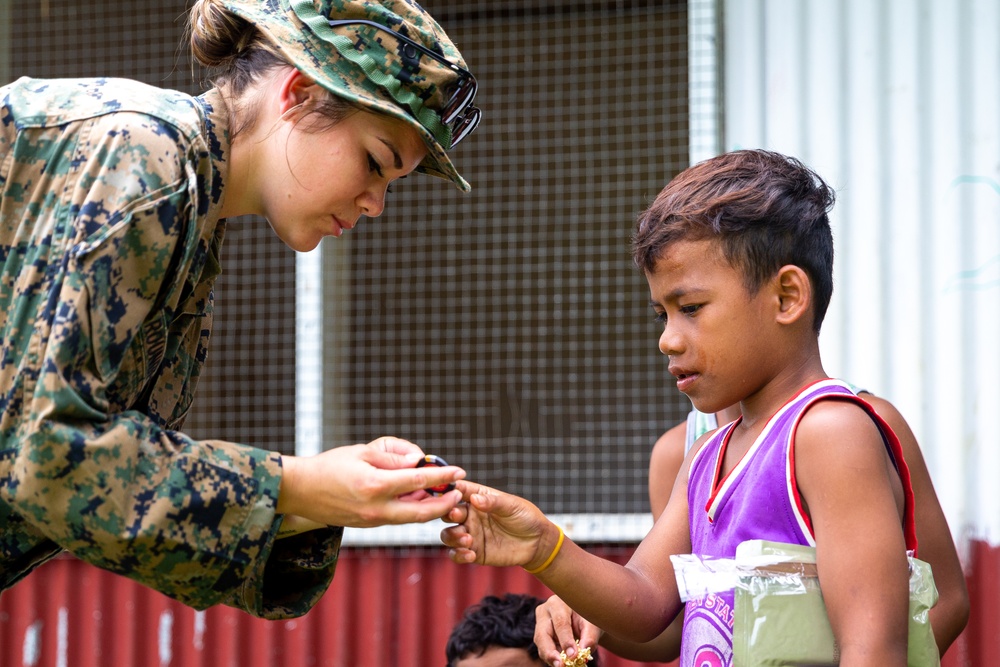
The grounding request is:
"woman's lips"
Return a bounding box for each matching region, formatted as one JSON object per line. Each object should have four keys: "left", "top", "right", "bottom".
{"left": 330, "top": 215, "right": 352, "bottom": 237}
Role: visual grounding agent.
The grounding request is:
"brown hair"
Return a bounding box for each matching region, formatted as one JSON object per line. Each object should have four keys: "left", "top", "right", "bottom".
{"left": 632, "top": 150, "right": 836, "bottom": 332}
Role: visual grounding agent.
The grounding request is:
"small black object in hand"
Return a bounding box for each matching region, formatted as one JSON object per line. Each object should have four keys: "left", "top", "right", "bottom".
{"left": 415, "top": 454, "right": 457, "bottom": 495}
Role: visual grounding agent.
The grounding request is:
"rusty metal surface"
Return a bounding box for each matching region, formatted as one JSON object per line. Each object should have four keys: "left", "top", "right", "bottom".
{"left": 0, "top": 546, "right": 666, "bottom": 667}
{"left": 2, "top": 542, "right": 992, "bottom": 666}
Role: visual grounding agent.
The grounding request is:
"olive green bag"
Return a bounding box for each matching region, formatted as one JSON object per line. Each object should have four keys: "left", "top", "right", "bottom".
{"left": 732, "top": 540, "right": 940, "bottom": 667}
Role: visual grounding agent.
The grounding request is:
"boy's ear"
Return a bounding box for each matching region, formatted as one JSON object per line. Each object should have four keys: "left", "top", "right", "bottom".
{"left": 773, "top": 265, "right": 812, "bottom": 325}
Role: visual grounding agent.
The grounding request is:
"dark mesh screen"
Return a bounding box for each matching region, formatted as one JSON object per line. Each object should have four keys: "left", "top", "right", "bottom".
{"left": 329, "top": 0, "right": 692, "bottom": 515}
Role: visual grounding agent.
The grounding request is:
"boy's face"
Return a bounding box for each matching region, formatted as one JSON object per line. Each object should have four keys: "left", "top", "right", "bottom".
{"left": 646, "top": 238, "right": 777, "bottom": 414}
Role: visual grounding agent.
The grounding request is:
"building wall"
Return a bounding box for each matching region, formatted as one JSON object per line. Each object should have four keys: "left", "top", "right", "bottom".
{"left": 1, "top": 0, "right": 996, "bottom": 664}
{"left": 721, "top": 0, "right": 1000, "bottom": 663}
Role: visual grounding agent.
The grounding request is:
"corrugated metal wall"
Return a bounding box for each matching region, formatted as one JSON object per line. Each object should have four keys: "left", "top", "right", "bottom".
{"left": 721, "top": 0, "right": 1000, "bottom": 663}
{"left": 0, "top": 549, "right": 666, "bottom": 667}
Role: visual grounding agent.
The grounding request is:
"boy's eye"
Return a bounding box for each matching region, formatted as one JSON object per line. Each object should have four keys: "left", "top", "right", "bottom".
{"left": 367, "top": 154, "right": 384, "bottom": 178}
{"left": 680, "top": 303, "right": 702, "bottom": 316}
{"left": 653, "top": 311, "right": 667, "bottom": 325}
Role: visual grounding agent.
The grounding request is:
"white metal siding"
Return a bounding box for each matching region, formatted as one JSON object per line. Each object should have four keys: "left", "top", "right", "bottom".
{"left": 722, "top": 0, "right": 1000, "bottom": 547}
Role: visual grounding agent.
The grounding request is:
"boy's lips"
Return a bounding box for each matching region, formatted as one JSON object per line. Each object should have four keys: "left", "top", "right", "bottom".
{"left": 669, "top": 365, "right": 699, "bottom": 392}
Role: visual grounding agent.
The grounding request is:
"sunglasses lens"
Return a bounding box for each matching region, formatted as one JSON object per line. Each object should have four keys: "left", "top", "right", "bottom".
{"left": 449, "top": 106, "right": 482, "bottom": 147}
{"left": 441, "top": 77, "right": 477, "bottom": 125}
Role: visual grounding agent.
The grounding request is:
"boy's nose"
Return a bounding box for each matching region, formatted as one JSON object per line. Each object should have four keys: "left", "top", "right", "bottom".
{"left": 659, "top": 326, "right": 682, "bottom": 356}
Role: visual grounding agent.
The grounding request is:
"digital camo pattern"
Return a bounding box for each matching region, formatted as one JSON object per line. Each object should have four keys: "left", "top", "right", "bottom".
{"left": 0, "top": 77, "right": 341, "bottom": 618}
{"left": 223, "top": 0, "right": 472, "bottom": 189}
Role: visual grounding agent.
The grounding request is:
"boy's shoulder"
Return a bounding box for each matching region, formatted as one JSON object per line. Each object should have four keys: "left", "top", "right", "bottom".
{"left": 792, "top": 387, "right": 914, "bottom": 543}
{"left": 790, "top": 382, "right": 896, "bottom": 473}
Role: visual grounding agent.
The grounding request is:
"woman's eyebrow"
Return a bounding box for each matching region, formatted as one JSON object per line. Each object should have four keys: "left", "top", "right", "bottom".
{"left": 378, "top": 138, "right": 402, "bottom": 169}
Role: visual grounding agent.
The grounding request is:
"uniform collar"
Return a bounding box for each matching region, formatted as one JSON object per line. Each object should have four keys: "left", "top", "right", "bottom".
{"left": 194, "top": 87, "right": 230, "bottom": 217}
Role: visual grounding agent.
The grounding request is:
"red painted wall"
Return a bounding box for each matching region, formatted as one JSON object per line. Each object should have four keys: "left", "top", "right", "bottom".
{"left": 0, "top": 541, "right": 994, "bottom": 666}
{"left": 0, "top": 546, "right": 659, "bottom": 667}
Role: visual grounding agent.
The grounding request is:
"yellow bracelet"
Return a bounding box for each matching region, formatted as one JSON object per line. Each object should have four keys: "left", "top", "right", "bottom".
{"left": 524, "top": 525, "right": 565, "bottom": 575}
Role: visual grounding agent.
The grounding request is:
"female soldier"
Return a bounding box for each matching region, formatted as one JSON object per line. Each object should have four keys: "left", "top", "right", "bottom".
{"left": 0, "top": 0, "right": 479, "bottom": 619}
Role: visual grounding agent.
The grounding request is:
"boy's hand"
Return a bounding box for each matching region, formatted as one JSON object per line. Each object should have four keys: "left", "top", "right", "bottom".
{"left": 534, "top": 594, "right": 603, "bottom": 667}
{"left": 440, "top": 480, "right": 556, "bottom": 569}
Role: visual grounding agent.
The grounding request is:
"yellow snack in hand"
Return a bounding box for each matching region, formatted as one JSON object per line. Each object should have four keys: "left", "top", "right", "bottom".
{"left": 558, "top": 641, "right": 593, "bottom": 667}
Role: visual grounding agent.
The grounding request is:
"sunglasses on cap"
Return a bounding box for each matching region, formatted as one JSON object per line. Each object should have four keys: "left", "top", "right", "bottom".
{"left": 327, "top": 19, "right": 482, "bottom": 148}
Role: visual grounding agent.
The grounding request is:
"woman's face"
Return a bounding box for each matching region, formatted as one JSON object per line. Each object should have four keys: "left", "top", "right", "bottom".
{"left": 257, "top": 105, "right": 428, "bottom": 252}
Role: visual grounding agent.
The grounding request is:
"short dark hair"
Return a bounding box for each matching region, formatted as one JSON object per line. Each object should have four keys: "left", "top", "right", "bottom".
{"left": 632, "top": 149, "right": 836, "bottom": 332}
{"left": 446, "top": 593, "right": 600, "bottom": 666}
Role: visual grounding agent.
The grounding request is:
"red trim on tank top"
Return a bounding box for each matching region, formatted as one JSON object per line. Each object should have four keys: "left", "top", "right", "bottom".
{"left": 704, "top": 419, "right": 739, "bottom": 521}
{"left": 787, "top": 393, "right": 918, "bottom": 554}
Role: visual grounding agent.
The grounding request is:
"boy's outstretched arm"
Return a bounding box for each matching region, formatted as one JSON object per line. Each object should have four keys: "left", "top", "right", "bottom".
{"left": 795, "top": 400, "right": 910, "bottom": 667}
{"left": 442, "top": 480, "right": 689, "bottom": 662}
{"left": 865, "top": 395, "right": 970, "bottom": 653}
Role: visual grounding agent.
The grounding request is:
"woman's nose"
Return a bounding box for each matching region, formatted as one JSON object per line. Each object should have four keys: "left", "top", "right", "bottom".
{"left": 358, "top": 185, "right": 387, "bottom": 218}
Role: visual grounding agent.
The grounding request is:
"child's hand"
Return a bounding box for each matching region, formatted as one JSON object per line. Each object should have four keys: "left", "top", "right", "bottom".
{"left": 534, "top": 594, "right": 602, "bottom": 667}
{"left": 440, "top": 480, "right": 556, "bottom": 569}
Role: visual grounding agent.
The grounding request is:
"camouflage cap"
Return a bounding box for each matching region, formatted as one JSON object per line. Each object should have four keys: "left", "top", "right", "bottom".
{"left": 221, "top": 0, "right": 474, "bottom": 191}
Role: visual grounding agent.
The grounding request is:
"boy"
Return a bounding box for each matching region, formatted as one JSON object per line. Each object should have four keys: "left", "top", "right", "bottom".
{"left": 442, "top": 150, "right": 915, "bottom": 666}
{"left": 535, "top": 392, "right": 967, "bottom": 662}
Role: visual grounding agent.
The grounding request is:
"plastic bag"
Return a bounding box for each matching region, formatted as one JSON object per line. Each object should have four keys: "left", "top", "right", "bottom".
{"left": 670, "top": 540, "right": 939, "bottom": 667}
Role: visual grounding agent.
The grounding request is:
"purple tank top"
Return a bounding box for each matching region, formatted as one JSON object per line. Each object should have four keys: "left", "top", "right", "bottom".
{"left": 678, "top": 379, "right": 916, "bottom": 667}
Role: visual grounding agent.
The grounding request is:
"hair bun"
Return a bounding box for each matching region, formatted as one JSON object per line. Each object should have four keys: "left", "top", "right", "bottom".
{"left": 189, "top": 0, "right": 257, "bottom": 69}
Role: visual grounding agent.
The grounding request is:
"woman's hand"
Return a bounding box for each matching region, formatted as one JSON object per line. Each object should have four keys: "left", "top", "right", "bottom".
{"left": 440, "top": 480, "right": 559, "bottom": 570}
{"left": 534, "top": 595, "right": 603, "bottom": 667}
{"left": 277, "top": 436, "right": 465, "bottom": 528}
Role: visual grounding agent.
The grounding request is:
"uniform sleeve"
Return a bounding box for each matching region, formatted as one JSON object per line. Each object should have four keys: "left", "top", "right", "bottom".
{"left": 1, "top": 107, "right": 338, "bottom": 617}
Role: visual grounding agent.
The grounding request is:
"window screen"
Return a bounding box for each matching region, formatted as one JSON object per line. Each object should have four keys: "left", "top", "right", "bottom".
{"left": 328, "top": 0, "right": 693, "bottom": 518}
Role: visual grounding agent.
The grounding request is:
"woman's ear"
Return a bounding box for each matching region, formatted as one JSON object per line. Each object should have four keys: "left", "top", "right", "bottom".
{"left": 773, "top": 264, "right": 813, "bottom": 326}
{"left": 276, "top": 67, "right": 323, "bottom": 117}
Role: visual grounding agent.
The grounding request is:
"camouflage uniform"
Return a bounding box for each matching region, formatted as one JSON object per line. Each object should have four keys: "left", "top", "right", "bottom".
{"left": 0, "top": 76, "right": 341, "bottom": 619}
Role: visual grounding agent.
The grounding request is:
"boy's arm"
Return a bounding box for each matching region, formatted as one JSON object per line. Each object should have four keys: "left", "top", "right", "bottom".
{"left": 865, "top": 395, "right": 970, "bottom": 654}
{"left": 443, "top": 475, "right": 690, "bottom": 658}
{"left": 536, "top": 425, "right": 694, "bottom": 664}
{"left": 649, "top": 422, "right": 687, "bottom": 520}
{"left": 795, "top": 400, "right": 910, "bottom": 666}
{"left": 597, "top": 621, "right": 684, "bottom": 662}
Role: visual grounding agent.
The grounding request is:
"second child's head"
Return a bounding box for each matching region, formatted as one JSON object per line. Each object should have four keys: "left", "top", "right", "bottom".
{"left": 446, "top": 593, "right": 601, "bottom": 667}
{"left": 632, "top": 150, "right": 836, "bottom": 333}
